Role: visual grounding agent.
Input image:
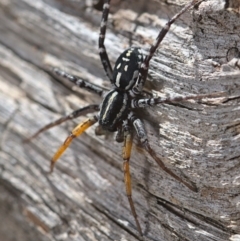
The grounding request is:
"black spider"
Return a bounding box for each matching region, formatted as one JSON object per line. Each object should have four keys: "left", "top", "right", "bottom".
{"left": 26, "top": 0, "right": 222, "bottom": 238}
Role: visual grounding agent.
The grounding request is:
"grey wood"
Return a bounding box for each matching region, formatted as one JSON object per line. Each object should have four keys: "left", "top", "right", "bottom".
{"left": 0, "top": 0, "right": 240, "bottom": 240}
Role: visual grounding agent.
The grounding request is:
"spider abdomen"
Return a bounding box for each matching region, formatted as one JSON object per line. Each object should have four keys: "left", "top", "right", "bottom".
{"left": 112, "top": 47, "right": 144, "bottom": 91}
{"left": 99, "top": 90, "right": 130, "bottom": 132}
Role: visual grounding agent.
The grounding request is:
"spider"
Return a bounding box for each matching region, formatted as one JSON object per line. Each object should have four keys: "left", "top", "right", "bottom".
{"left": 25, "top": 0, "right": 223, "bottom": 238}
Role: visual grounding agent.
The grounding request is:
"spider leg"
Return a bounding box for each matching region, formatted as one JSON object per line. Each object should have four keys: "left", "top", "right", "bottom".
{"left": 128, "top": 112, "right": 197, "bottom": 192}
{"left": 131, "top": 92, "right": 225, "bottom": 108}
{"left": 53, "top": 68, "right": 107, "bottom": 97}
{"left": 50, "top": 116, "right": 98, "bottom": 172}
{"left": 99, "top": 0, "right": 113, "bottom": 82}
{"left": 133, "top": 0, "right": 203, "bottom": 94}
{"left": 122, "top": 120, "right": 143, "bottom": 237}
{"left": 115, "top": 126, "right": 124, "bottom": 143}
{"left": 95, "top": 124, "right": 107, "bottom": 136}
{"left": 24, "top": 105, "right": 99, "bottom": 142}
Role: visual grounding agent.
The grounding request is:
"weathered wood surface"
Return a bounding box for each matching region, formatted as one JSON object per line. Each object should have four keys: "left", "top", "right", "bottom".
{"left": 0, "top": 0, "right": 240, "bottom": 240}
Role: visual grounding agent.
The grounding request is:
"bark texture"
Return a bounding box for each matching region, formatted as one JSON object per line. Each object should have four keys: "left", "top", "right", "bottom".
{"left": 0, "top": 0, "right": 240, "bottom": 240}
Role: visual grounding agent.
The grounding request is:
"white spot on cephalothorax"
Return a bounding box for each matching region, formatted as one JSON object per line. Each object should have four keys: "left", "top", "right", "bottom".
{"left": 116, "top": 72, "right": 122, "bottom": 87}
{"left": 137, "top": 48, "right": 143, "bottom": 54}
{"left": 116, "top": 93, "right": 128, "bottom": 120}
{"left": 122, "top": 57, "right": 130, "bottom": 61}
{"left": 124, "top": 65, "right": 128, "bottom": 72}
{"left": 102, "top": 91, "right": 118, "bottom": 120}
{"left": 138, "top": 55, "right": 142, "bottom": 59}
{"left": 117, "top": 63, "right": 121, "bottom": 69}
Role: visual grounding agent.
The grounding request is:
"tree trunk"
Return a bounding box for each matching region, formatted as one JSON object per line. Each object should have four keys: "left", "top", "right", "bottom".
{"left": 0, "top": 0, "right": 240, "bottom": 240}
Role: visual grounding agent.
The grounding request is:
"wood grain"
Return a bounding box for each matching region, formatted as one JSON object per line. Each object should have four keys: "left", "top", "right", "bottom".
{"left": 0, "top": 0, "right": 240, "bottom": 240}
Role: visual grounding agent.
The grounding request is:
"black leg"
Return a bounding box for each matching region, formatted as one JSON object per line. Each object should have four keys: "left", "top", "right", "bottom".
{"left": 99, "top": 0, "right": 113, "bottom": 82}
{"left": 133, "top": 0, "right": 203, "bottom": 94}
{"left": 131, "top": 92, "right": 225, "bottom": 108}
{"left": 53, "top": 68, "right": 107, "bottom": 97}
{"left": 24, "top": 105, "right": 99, "bottom": 142}
{"left": 128, "top": 112, "right": 198, "bottom": 192}
{"left": 115, "top": 126, "right": 124, "bottom": 143}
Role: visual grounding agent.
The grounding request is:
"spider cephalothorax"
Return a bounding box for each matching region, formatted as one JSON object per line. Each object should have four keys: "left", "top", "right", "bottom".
{"left": 26, "top": 0, "right": 222, "bottom": 238}
{"left": 99, "top": 89, "right": 130, "bottom": 132}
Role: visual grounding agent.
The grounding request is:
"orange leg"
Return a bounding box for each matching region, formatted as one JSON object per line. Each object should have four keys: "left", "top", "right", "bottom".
{"left": 50, "top": 116, "right": 97, "bottom": 172}
{"left": 24, "top": 105, "right": 99, "bottom": 142}
{"left": 122, "top": 128, "right": 143, "bottom": 238}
